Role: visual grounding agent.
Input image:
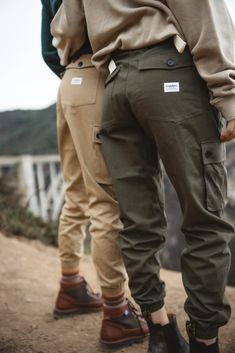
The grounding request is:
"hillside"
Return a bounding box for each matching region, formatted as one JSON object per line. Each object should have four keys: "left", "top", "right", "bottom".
{"left": 0, "top": 105, "right": 57, "bottom": 155}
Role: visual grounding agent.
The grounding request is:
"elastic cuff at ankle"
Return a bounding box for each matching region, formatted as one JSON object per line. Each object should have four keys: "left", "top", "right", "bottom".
{"left": 101, "top": 282, "right": 126, "bottom": 298}
{"left": 61, "top": 261, "right": 80, "bottom": 272}
{"left": 186, "top": 321, "right": 218, "bottom": 340}
{"left": 140, "top": 300, "right": 165, "bottom": 320}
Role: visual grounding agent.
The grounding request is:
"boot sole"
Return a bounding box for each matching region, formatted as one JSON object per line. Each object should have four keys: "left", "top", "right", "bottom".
{"left": 100, "top": 335, "right": 148, "bottom": 350}
{"left": 53, "top": 306, "right": 102, "bottom": 319}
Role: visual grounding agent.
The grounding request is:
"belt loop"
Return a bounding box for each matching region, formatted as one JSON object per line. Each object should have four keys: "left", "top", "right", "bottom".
{"left": 174, "top": 34, "right": 186, "bottom": 54}
{"left": 108, "top": 59, "right": 117, "bottom": 74}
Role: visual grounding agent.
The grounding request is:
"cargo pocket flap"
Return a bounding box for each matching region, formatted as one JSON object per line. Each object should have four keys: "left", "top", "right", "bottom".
{"left": 201, "top": 142, "right": 226, "bottom": 165}
{"left": 138, "top": 52, "right": 194, "bottom": 70}
{"left": 91, "top": 126, "right": 112, "bottom": 184}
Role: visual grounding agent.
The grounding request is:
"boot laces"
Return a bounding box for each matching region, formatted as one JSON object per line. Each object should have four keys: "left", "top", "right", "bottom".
{"left": 126, "top": 300, "right": 145, "bottom": 334}
{"left": 82, "top": 278, "right": 99, "bottom": 297}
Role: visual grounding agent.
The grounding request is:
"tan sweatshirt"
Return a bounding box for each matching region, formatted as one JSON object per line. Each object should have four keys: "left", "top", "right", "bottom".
{"left": 51, "top": 0, "right": 235, "bottom": 120}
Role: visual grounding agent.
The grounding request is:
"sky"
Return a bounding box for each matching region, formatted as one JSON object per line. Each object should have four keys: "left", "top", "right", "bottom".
{"left": 0, "top": 0, "right": 59, "bottom": 112}
{"left": 0, "top": 0, "right": 235, "bottom": 112}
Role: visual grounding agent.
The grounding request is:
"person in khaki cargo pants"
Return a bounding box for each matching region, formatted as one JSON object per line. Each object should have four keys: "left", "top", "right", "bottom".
{"left": 51, "top": 1, "right": 235, "bottom": 353}
{"left": 41, "top": 0, "right": 149, "bottom": 348}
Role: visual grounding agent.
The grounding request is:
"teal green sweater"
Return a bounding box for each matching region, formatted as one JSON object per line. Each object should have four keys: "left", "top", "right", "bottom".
{"left": 41, "top": 0, "right": 92, "bottom": 77}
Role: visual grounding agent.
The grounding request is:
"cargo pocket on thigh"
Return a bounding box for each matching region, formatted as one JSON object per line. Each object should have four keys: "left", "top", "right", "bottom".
{"left": 92, "top": 126, "right": 113, "bottom": 184}
{"left": 201, "top": 142, "right": 227, "bottom": 211}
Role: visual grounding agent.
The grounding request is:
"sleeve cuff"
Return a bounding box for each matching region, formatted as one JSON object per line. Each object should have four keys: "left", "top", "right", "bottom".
{"left": 214, "top": 95, "right": 235, "bottom": 121}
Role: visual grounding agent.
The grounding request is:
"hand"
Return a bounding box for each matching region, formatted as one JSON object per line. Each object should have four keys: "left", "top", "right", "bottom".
{"left": 220, "top": 119, "right": 235, "bottom": 142}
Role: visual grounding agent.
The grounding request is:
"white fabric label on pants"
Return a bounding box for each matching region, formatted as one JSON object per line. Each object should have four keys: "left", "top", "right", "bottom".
{"left": 71, "top": 77, "right": 83, "bottom": 85}
{"left": 108, "top": 59, "right": 117, "bottom": 74}
{"left": 164, "top": 82, "right": 180, "bottom": 93}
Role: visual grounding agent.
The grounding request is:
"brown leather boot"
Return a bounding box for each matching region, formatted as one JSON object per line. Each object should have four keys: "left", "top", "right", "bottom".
{"left": 53, "top": 277, "right": 103, "bottom": 318}
{"left": 100, "top": 300, "right": 149, "bottom": 348}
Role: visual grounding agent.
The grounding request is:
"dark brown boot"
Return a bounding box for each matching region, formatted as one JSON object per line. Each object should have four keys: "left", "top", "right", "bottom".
{"left": 186, "top": 322, "right": 220, "bottom": 353}
{"left": 148, "top": 314, "right": 189, "bottom": 353}
{"left": 100, "top": 300, "right": 149, "bottom": 348}
{"left": 53, "top": 277, "right": 103, "bottom": 317}
{"left": 189, "top": 338, "right": 219, "bottom": 353}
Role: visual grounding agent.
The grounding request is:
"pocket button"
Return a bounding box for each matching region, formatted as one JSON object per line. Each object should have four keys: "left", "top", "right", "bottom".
{"left": 78, "top": 61, "right": 83, "bottom": 67}
{"left": 205, "top": 150, "right": 213, "bottom": 159}
{"left": 166, "top": 59, "right": 175, "bottom": 67}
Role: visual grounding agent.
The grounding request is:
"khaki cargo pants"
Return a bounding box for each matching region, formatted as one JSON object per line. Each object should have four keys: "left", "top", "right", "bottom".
{"left": 56, "top": 54, "right": 126, "bottom": 297}
{"left": 100, "top": 39, "right": 235, "bottom": 338}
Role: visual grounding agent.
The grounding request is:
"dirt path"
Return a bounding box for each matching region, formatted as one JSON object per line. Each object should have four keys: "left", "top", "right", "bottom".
{"left": 0, "top": 232, "right": 235, "bottom": 353}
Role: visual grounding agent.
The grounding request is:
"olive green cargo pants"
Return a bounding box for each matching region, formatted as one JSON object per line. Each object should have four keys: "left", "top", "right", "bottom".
{"left": 100, "top": 39, "right": 234, "bottom": 339}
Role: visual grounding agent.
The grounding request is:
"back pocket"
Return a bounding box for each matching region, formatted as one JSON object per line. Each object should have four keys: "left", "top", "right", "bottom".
{"left": 60, "top": 67, "right": 100, "bottom": 106}
{"left": 138, "top": 47, "right": 203, "bottom": 122}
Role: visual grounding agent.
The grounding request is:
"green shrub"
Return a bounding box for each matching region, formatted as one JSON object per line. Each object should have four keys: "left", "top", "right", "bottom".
{"left": 0, "top": 177, "right": 58, "bottom": 246}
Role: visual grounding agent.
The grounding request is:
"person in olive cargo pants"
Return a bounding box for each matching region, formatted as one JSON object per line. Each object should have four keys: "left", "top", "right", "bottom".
{"left": 51, "top": 1, "right": 235, "bottom": 352}
{"left": 100, "top": 41, "right": 234, "bottom": 353}
{"left": 41, "top": 0, "right": 149, "bottom": 348}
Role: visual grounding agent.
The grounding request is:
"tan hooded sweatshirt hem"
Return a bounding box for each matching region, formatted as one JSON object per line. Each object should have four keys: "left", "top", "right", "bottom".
{"left": 51, "top": 0, "right": 235, "bottom": 121}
